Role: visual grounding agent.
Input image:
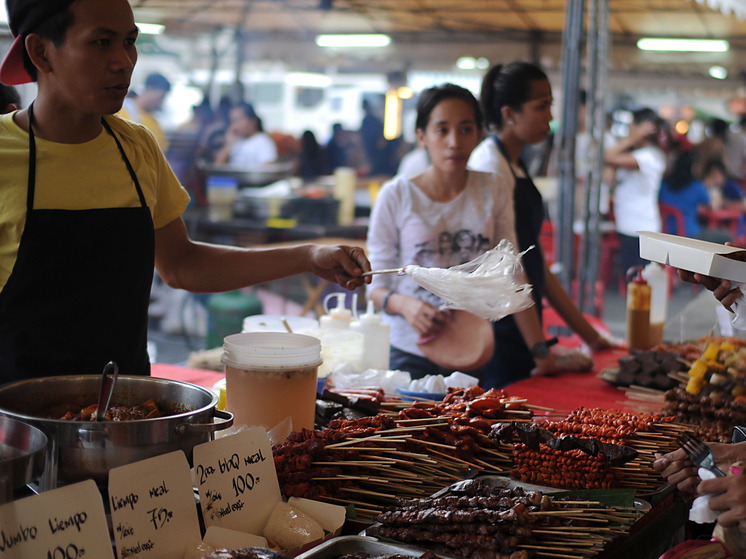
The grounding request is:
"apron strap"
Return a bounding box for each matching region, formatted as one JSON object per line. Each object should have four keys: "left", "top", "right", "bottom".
{"left": 26, "top": 103, "right": 37, "bottom": 214}
{"left": 492, "top": 134, "right": 530, "bottom": 180}
{"left": 102, "top": 117, "right": 147, "bottom": 208}
{"left": 26, "top": 105, "right": 148, "bottom": 211}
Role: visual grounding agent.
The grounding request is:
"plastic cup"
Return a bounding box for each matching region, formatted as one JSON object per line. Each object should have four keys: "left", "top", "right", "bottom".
{"left": 222, "top": 332, "right": 322, "bottom": 432}
{"left": 207, "top": 176, "right": 239, "bottom": 221}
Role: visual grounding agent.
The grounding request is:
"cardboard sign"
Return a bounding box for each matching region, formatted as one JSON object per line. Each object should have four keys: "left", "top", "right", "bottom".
{"left": 193, "top": 427, "right": 280, "bottom": 535}
{"left": 0, "top": 480, "right": 113, "bottom": 559}
{"left": 108, "top": 451, "right": 201, "bottom": 559}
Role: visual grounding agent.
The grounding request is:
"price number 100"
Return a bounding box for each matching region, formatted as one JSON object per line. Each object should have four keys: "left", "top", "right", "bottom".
{"left": 47, "top": 544, "right": 84, "bottom": 559}
{"left": 232, "top": 472, "right": 256, "bottom": 497}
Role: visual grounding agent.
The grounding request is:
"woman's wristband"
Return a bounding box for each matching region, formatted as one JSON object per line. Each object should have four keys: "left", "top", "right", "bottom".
{"left": 382, "top": 290, "right": 396, "bottom": 315}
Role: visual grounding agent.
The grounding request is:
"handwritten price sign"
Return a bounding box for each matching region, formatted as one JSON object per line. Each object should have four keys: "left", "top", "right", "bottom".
{"left": 108, "top": 451, "right": 201, "bottom": 559}
{"left": 193, "top": 427, "right": 280, "bottom": 535}
{"left": 0, "top": 480, "right": 113, "bottom": 559}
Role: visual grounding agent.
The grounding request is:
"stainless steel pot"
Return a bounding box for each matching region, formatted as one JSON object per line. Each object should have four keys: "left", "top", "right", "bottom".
{"left": 0, "top": 375, "right": 233, "bottom": 490}
{"left": 0, "top": 416, "right": 47, "bottom": 503}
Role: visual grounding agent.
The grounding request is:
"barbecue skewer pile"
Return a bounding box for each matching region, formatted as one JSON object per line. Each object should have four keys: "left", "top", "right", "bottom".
{"left": 272, "top": 388, "right": 541, "bottom": 518}
{"left": 494, "top": 407, "right": 687, "bottom": 494}
{"left": 662, "top": 387, "right": 746, "bottom": 443}
{"left": 367, "top": 479, "right": 643, "bottom": 559}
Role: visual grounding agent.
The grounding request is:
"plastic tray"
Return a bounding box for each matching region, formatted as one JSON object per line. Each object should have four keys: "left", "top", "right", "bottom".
{"left": 296, "top": 536, "right": 427, "bottom": 559}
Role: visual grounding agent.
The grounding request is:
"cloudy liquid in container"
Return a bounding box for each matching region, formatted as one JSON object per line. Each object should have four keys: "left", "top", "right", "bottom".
{"left": 222, "top": 332, "right": 322, "bottom": 434}
{"left": 225, "top": 364, "right": 317, "bottom": 432}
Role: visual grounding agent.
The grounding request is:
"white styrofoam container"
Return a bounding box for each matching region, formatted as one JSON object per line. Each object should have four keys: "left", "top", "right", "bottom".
{"left": 638, "top": 231, "right": 746, "bottom": 282}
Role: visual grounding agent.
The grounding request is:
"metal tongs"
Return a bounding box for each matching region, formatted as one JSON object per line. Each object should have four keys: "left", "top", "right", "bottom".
{"left": 95, "top": 361, "right": 119, "bottom": 422}
{"left": 676, "top": 433, "right": 726, "bottom": 477}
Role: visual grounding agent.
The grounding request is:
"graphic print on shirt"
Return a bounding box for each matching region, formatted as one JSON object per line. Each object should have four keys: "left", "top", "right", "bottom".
{"left": 412, "top": 229, "right": 490, "bottom": 304}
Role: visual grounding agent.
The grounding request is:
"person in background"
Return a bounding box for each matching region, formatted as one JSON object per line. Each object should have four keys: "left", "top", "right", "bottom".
{"left": 469, "top": 61, "right": 615, "bottom": 388}
{"left": 701, "top": 158, "right": 746, "bottom": 211}
{"left": 0, "top": 83, "right": 20, "bottom": 113}
{"left": 659, "top": 152, "right": 733, "bottom": 244}
{"left": 0, "top": 0, "right": 370, "bottom": 383}
{"left": 605, "top": 108, "right": 668, "bottom": 279}
{"left": 367, "top": 83, "right": 518, "bottom": 379}
{"left": 118, "top": 71, "right": 171, "bottom": 150}
{"left": 199, "top": 94, "right": 232, "bottom": 161}
{"left": 360, "top": 98, "right": 388, "bottom": 176}
{"left": 694, "top": 118, "right": 746, "bottom": 184}
{"left": 325, "top": 122, "right": 349, "bottom": 173}
{"left": 397, "top": 138, "right": 430, "bottom": 179}
{"left": 298, "top": 130, "right": 325, "bottom": 180}
{"left": 214, "top": 102, "right": 277, "bottom": 167}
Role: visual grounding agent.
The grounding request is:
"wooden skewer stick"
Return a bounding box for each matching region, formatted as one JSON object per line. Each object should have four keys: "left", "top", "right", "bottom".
{"left": 521, "top": 545, "right": 585, "bottom": 553}
{"left": 377, "top": 424, "right": 449, "bottom": 433}
{"left": 361, "top": 268, "right": 405, "bottom": 277}
{"left": 526, "top": 552, "right": 588, "bottom": 559}
{"left": 317, "top": 495, "right": 383, "bottom": 510}
{"left": 313, "top": 460, "right": 395, "bottom": 466}
{"left": 503, "top": 409, "right": 533, "bottom": 416}
{"left": 524, "top": 404, "right": 556, "bottom": 411}
{"left": 412, "top": 439, "right": 458, "bottom": 450}
{"left": 396, "top": 417, "right": 453, "bottom": 424}
{"left": 337, "top": 486, "right": 397, "bottom": 499}
{"left": 325, "top": 434, "right": 411, "bottom": 448}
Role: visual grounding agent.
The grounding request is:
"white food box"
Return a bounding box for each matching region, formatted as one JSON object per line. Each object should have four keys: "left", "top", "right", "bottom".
{"left": 638, "top": 231, "right": 746, "bottom": 282}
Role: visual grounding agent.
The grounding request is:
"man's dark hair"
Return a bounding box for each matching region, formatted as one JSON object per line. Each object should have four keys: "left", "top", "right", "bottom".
{"left": 415, "top": 83, "right": 483, "bottom": 132}
{"left": 21, "top": 7, "right": 75, "bottom": 81}
{"left": 145, "top": 72, "right": 171, "bottom": 92}
{"left": 480, "top": 61, "right": 548, "bottom": 130}
{"left": 710, "top": 118, "right": 728, "bottom": 140}
{"left": 0, "top": 84, "right": 21, "bottom": 110}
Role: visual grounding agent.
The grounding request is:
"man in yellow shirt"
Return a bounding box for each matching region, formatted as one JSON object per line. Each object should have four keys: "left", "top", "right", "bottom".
{"left": 0, "top": 0, "right": 370, "bottom": 382}
{"left": 118, "top": 72, "right": 170, "bottom": 149}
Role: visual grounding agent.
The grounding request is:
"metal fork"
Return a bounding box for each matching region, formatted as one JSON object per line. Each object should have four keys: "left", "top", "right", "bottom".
{"left": 676, "top": 433, "right": 726, "bottom": 477}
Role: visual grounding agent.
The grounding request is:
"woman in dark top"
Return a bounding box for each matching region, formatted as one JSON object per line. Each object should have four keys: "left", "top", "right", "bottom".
{"left": 469, "top": 62, "right": 615, "bottom": 389}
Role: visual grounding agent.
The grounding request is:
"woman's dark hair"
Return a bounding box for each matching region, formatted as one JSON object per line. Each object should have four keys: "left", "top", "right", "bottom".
{"left": 300, "top": 130, "right": 325, "bottom": 179}
{"left": 480, "top": 62, "right": 548, "bottom": 130}
{"left": 234, "top": 102, "right": 264, "bottom": 131}
{"left": 632, "top": 108, "right": 669, "bottom": 150}
{"left": 709, "top": 119, "right": 728, "bottom": 141}
{"left": 22, "top": 7, "right": 75, "bottom": 81}
{"left": 703, "top": 158, "right": 727, "bottom": 178}
{"left": 666, "top": 151, "right": 694, "bottom": 192}
{"left": 415, "top": 83, "right": 483, "bottom": 132}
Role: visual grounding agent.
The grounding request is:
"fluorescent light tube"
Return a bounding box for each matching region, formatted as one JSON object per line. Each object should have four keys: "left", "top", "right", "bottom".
{"left": 637, "top": 38, "right": 729, "bottom": 52}
{"left": 315, "top": 34, "right": 391, "bottom": 48}
{"left": 137, "top": 22, "right": 165, "bottom": 35}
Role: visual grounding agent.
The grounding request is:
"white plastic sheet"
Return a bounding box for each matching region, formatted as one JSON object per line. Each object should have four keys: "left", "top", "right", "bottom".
{"left": 403, "top": 240, "right": 534, "bottom": 322}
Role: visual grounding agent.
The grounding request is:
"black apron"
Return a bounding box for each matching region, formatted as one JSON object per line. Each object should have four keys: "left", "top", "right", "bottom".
{"left": 0, "top": 104, "right": 155, "bottom": 383}
{"left": 484, "top": 135, "right": 546, "bottom": 389}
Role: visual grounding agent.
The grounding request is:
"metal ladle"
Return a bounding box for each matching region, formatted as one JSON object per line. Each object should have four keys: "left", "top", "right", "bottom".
{"left": 95, "top": 361, "right": 119, "bottom": 422}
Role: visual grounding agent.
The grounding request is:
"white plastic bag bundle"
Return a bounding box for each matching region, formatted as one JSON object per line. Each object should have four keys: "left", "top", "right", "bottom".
{"left": 404, "top": 240, "right": 534, "bottom": 321}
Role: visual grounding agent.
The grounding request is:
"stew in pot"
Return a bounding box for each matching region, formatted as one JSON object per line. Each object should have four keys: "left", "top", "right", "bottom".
{"left": 40, "top": 398, "right": 165, "bottom": 421}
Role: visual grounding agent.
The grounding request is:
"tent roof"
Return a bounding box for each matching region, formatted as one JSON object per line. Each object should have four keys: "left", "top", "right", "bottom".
{"left": 131, "top": 0, "right": 746, "bottom": 39}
